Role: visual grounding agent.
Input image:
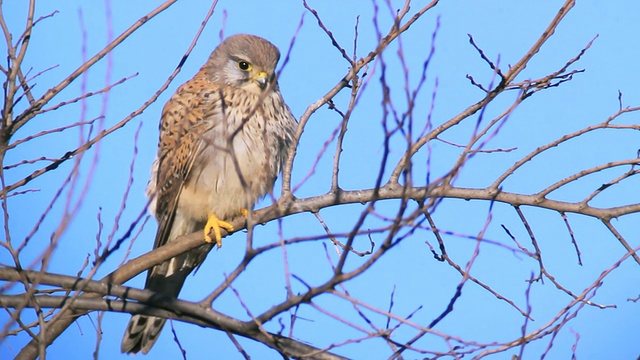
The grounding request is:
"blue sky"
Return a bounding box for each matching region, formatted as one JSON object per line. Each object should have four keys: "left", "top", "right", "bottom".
{"left": 2, "top": 1, "right": 640, "bottom": 359}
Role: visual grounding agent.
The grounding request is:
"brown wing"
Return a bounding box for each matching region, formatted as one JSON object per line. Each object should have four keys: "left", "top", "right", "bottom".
{"left": 152, "top": 77, "right": 215, "bottom": 250}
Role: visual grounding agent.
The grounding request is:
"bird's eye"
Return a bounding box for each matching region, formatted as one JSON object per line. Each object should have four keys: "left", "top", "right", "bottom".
{"left": 238, "top": 61, "right": 252, "bottom": 71}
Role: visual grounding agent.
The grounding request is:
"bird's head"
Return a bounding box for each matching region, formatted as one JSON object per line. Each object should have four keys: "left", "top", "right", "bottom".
{"left": 205, "top": 34, "right": 281, "bottom": 95}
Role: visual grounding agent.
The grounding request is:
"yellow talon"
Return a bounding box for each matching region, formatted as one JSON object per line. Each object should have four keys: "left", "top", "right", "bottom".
{"left": 204, "top": 213, "right": 234, "bottom": 248}
{"left": 240, "top": 208, "right": 249, "bottom": 218}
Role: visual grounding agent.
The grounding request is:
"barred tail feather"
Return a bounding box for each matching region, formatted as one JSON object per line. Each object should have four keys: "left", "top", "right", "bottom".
{"left": 121, "top": 315, "right": 166, "bottom": 354}
{"left": 119, "top": 227, "right": 212, "bottom": 354}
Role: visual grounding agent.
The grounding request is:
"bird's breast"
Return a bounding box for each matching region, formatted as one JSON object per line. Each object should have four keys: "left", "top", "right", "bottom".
{"left": 178, "top": 113, "right": 284, "bottom": 222}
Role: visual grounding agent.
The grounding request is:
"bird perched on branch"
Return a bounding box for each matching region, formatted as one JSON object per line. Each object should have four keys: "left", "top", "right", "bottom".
{"left": 121, "top": 34, "right": 297, "bottom": 354}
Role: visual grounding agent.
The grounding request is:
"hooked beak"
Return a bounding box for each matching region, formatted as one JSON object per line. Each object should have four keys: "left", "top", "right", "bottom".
{"left": 254, "top": 71, "right": 269, "bottom": 90}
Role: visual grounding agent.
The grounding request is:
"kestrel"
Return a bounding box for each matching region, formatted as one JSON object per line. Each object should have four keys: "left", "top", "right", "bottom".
{"left": 121, "top": 34, "right": 297, "bottom": 354}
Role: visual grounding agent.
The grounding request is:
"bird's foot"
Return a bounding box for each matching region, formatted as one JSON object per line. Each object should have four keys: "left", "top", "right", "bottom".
{"left": 204, "top": 213, "right": 234, "bottom": 248}
{"left": 240, "top": 208, "right": 249, "bottom": 218}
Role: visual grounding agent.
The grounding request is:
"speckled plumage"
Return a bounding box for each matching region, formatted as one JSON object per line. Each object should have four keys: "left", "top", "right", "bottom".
{"left": 121, "top": 34, "right": 296, "bottom": 354}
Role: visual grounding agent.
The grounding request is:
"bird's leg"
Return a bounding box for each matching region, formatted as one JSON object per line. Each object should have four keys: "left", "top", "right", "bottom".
{"left": 204, "top": 213, "right": 234, "bottom": 248}
{"left": 240, "top": 208, "right": 248, "bottom": 218}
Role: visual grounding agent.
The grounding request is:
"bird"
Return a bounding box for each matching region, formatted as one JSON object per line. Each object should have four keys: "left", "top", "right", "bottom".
{"left": 121, "top": 34, "right": 297, "bottom": 354}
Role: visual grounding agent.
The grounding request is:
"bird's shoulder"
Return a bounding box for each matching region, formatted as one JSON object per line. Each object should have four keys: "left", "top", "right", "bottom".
{"left": 161, "top": 76, "right": 221, "bottom": 122}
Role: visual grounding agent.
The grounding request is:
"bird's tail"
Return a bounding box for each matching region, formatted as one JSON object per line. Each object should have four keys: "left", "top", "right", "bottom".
{"left": 121, "top": 243, "right": 213, "bottom": 354}
{"left": 121, "top": 313, "right": 167, "bottom": 354}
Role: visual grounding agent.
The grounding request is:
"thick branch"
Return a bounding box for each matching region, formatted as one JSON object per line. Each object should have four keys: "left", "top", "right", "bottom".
{"left": 0, "top": 268, "right": 347, "bottom": 360}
